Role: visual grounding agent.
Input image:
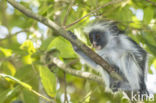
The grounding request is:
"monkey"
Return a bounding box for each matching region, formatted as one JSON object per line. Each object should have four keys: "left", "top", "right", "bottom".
{"left": 68, "top": 20, "right": 148, "bottom": 95}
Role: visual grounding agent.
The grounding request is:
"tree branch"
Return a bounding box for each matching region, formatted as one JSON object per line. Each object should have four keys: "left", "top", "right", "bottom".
{"left": 63, "top": 72, "right": 69, "bottom": 103}
{"left": 7, "top": 0, "right": 122, "bottom": 81}
{"left": 48, "top": 55, "right": 103, "bottom": 83}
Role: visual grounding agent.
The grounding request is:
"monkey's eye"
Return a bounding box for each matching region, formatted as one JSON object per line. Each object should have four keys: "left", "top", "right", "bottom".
{"left": 89, "top": 35, "right": 93, "bottom": 42}
{"left": 96, "top": 34, "right": 100, "bottom": 39}
{"left": 90, "top": 36, "right": 93, "bottom": 39}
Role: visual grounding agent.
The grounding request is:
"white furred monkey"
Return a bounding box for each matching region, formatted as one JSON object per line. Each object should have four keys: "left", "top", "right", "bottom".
{"left": 69, "top": 20, "right": 148, "bottom": 95}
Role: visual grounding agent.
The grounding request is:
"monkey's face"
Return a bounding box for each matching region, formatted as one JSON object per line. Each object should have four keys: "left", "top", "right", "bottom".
{"left": 89, "top": 30, "right": 107, "bottom": 50}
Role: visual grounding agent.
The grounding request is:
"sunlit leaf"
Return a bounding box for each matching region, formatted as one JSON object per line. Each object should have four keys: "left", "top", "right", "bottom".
{"left": 0, "top": 73, "right": 32, "bottom": 90}
{"left": 74, "top": 29, "right": 88, "bottom": 44}
{"left": 6, "top": 62, "right": 16, "bottom": 76}
{"left": 48, "top": 36, "right": 77, "bottom": 58}
{"left": 153, "top": 59, "right": 156, "bottom": 69}
{"left": 22, "top": 55, "right": 35, "bottom": 64}
{"left": 40, "top": 37, "right": 53, "bottom": 50}
{"left": 129, "top": 16, "right": 141, "bottom": 28}
{"left": 0, "top": 47, "right": 12, "bottom": 57}
{"left": 0, "top": 88, "right": 12, "bottom": 103}
{"left": 1, "top": 61, "right": 16, "bottom": 76}
{"left": 39, "top": 65, "right": 56, "bottom": 97}
{"left": 108, "top": 5, "right": 133, "bottom": 22}
{"left": 3, "top": 86, "right": 21, "bottom": 103}
{"left": 143, "top": 7, "right": 154, "bottom": 24}
{"left": 23, "top": 88, "right": 39, "bottom": 103}
{"left": 20, "top": 40, "right": 36, "bottom": 54}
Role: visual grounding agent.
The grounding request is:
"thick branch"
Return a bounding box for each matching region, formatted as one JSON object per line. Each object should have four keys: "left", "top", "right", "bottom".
{"left": 49, "top": 56, "right": 103, "bottom": 83}
{"left": 7, "top": 0, "right": 122, "bottom": 81}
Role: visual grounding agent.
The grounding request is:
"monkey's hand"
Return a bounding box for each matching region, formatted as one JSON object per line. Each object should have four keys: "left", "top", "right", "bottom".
{"left": 68, "top": 31, "right": 77, "bottom": 40}
{"left": 110, "top": 80, "right": 120, "bottom": 92}
{"left": 68, "top": 31, "right": 79, "bottom": 51}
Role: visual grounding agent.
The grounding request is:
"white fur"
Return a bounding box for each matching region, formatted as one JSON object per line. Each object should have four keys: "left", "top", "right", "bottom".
{"left": 84, "top": 21, "right": 114, "bottom": 34}
{"left": 97, "top": 65, "right": 110, "bottom": 90}
{"left": 79, "top": 21, "right": 147, "bottom": 91}
{"left": 95, "top": 34, "right": 142, "bottom": 90}
{"left": 144, "top": 55, "right": 148, "bottom": 81}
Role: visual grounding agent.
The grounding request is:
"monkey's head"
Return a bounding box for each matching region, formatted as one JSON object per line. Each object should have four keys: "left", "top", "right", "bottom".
{"left": 84, "top": 20, "right": 122, "bottom": 50}
{"left": 88, "top": 30, "right": 108, "bottom": 50}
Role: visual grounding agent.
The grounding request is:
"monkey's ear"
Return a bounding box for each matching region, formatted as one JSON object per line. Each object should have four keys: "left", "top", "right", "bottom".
{"left": 110, "top": 25, "right": 119, "bottom": 33}
{"left": 110, "top": 24, "right": 124, "bottom": 35}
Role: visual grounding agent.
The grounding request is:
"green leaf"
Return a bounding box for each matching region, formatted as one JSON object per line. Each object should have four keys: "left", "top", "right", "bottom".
{"left": 22, "top": 54, "right": 35, "bottom": 64}
{"left": 74, "top": 29, "right": 88, "bottom": 44}
{"left": 3, "top": 86, "right": 21, "bottom": 103}
{"left": 0, "top": 47, "right": 12, "bottom": 57}
{"left": 153, "top": 59, "right": 156, "bottom": 69}
{"left": 47, "top": 36, "right": 77, "bottom": 58}
{"left": 143, "top": 7, "right": 154, "bottom": 24}
{"left": 7, "top": 62, "right": 16, "bottom": 76}
{"left": 121, "top": 98, "right": 129, "bottom": 103}
{"left": 130, "top": 16, "right": 142, "bottom": 28}
{"left": 86, "top": 0, "right": 97, "bottom": 7}
{"left": 40, "top": 37, "right": 54, "bottom": 50}
{"left": 108, "top": 5, "right": 133, "bottom": 22}
{"left": 0, "top": 88, "right": 12, "bottom": 103}
{"left": 20, "top": 40, "right": 36, "bottom": 54}
{"left": 1, "top": 62, "right": 16, "bottom": 76}
{"left": 23, "top": 88, "right": 39, "bottom": 103}
{"left": 39, "top": 65, "right": 56, "bottom": 97}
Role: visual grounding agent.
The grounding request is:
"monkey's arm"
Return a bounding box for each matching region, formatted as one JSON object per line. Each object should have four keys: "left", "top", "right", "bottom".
{"left": 68, "top": 31, "right": 110, "bottom": 88}
{"left": 120, "top": 52, "right": 142, "bottom": 91}
{"left": 68, "top": 31, "right": 99, "bottom": 69}
{"left": 75, "top": 47, "right": 133, "bottom": 91}
{"left": 73, "top": 46, "right": 110, "bottom": 89}
{"left": 125, "top": 37, "right": 148, "bottom": 93}
{"left": 74, "top": 47, "right": 98, "bottom": 69}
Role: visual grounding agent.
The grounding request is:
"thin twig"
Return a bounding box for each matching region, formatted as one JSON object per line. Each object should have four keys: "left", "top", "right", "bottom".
{"left": 64, "top": 72, "right": 69, "bottom": 103}
{"left": 0, "top": 73, "right": 54, "bottom": 103}
{"left": 146, "top": 0, "right": 156, "bottom": 6}
{"left": 65, "top": 0, "right": 124, "bottom": 28}
{"left": 62, "top": 0, "right": 75, "bottom": 27}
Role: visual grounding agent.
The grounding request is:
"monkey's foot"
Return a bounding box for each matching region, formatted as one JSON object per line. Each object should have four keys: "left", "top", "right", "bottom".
{"left": 110, "top": 81, "right": 120, "bottom": 92}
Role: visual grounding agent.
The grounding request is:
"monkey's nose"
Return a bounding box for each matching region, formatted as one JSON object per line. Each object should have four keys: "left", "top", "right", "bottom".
{"left": 93, "top": 41, "right": 97, "bottom": 46}
{"left": 92, "top": 41, "right": 101, "bottom": 50}
{"left": 92, "top": 41, "right": 98, "bottom": 48}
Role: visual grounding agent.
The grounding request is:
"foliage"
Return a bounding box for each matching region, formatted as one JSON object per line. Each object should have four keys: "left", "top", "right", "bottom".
{"left": 0, "top": 0, "right": 156, "bottom": 103}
